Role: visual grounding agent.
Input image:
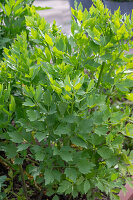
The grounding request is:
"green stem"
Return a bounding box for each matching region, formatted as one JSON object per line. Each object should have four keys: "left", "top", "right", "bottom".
{"left": 96, "top": 62, "right": 105, "bottom": 89}
{"left": 71, "top": 92, "right": 75, "bottom": 114}
{"left": 0, "top": 155, "right": 15, "bottom": 170}
{"left": 19, "top": 165, "right": 28, "bottom": 200}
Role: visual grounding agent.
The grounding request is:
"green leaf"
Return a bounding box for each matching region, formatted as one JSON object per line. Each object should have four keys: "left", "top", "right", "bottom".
{"left": 56, "top": 37, "right": 65, "bottom": 52}
{"left": 35, "top": 131, "right": 47, "bottom": 142}
{"left": 35, "top": 151, "right": 45, "bottom": 161}
{"left": 14, "top": 158, "right": 24, "bottom": 165}
{"left": 23, "top": 98, "right": 35, "bottom": 107}
{"left": 97, "top": 146, "right": 114, "bottom": 159}
{"left": 43, "top": 90, "right": 52, "bottom": 106}
{"left": 45, "top": 33, "right": 53, "bottom": 46}
{"left": 8, "top": 132, "right": 23, "bottom": 143}
{"left": 53, "top": 46, "right": 64, "bottom": 58}
{"left": 44, "top": 169, "right": 54, "bottom": 185}
{"left": 77, "top": 159, "right": 95, "bottom": 174}
{"left": 5, "top": 4, "right": 11, "bottom": 16}
{"left": 101, "top": 53, "right": 112, "bottom": 62}
{"left": 26, "top": 110, "right": 40, "bottom": 121}
{"left": 45, "top": 47, "right": 51, "bottom": 62}
{"left": 34, "top": 85, "right": 43, "bottom": 102}
{"left": 90, "top": 134, "right": 104, "bottom": 145}
{"left": 9, "top": 95, "right": 16, "bottom": 112}
{"left": 125, "top": 124, "right": 133, "bottom": 138}
{"left": 126, "top": 93, "right": 133, "bottom": 101}
{"left": 64, "top": 168, "right": 78, "bottom": 182}
{"left": 2, "top": 143, "right": 17, "bottom": 159}
{"left": 78, "top": 118, "right": 93, "bottom": 134}
{"left": 111, "top": 136, "right": 123, "bottom": 147}
{"left": 111, "top": 111, "right": 124, "bottom": 124}
{"left": 58, "top": 102, "right": 68, "bottom": 115}
{"left": 111, "top": 173, "right": 118, "bottom": 181}
{"left": 0, "top": 175, "right": 7, "bottom": 189}
{"left": 17, "top": 143, "right": 30, "bottom": 152}
{"left": 60, "top": 147, "right": 73, "bottom": 162}
{"left": 84, "top": 180, "right": 90, "bottom": 194}
{"left": 87, "top": 80, "right": 95, "bottom": 92}
{"left": 52, "top": 195, "right": 59, "bottom": 200}
{"left": 71, "top": 136, "right": 87, "bottom": 148}
{"left": 52, "top": 170, "right": 61, "bottom": 182}
{"left": 93, "top": 111, "right": 104, "bottom": 125}
{"left": 34, "top": 6, "right": 52, "bottom": 11}
{"left": 54, "top": 124, "right": 71, "bottom": 136}
{"left": 57, "top": 180, "right": 71, "bottom": 193}
{"left": 60, "top": 151, "right": 73, "bottom": 162}
{"left": 95, "top": 126, "right": 108, "bottom": 136}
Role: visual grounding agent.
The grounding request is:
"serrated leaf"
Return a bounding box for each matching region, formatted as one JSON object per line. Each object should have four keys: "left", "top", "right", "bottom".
{"left": 35, "top": 131, "right": 47, "bottom": 142}
{"left": 52, "top": 195, "right": 59, "bottom": 200}
{"left": 43, "top": 90, "right": 52, "bottom": 106}
{"left": 44, "top": 169, "right": 54, "bottom": 185}
{"left": 8, "top": 132, "right": 23, "bottom": 143}
{"left": 23, "top": 98, "right": 35, "bottom": 107}
{"left": 17, "top": 143, "right": 30, "bottom": 152}
{"left": 0, "top": 175, "right": 7, "bottom": 189}
{"left": 78, "top": 118, "right": 93, "bottom": 134}
{"left": 84, "top": 180, "right": 90, "bottom": 194}
{"left": 60, "top": 150, "right": 73, "bottom": 162}
{"left": 95, "top": 126, "right": 108, "bottom": 136}
{"left": 58, "top": 102, "right": 68, "bottom": 115}
{"left": 52, "top": 170, "right": 61, "bottom": 182}
{"left": 71, "top": 136, "right": 87, "bottom": 148}
{"left": 54, "top": 124, "right": 71, "bottom": 136}
{"left": 2, "top": 143, "right": 17, "bottom": 159}
{"left": 57, "top": 180, "right": 71, "bottom": 193}
{"left": 125, "top": 124, "right": 133, "bottom": 138}
{"left": 35, "top": 151, "right": 45, "bottom": 161}
{"left": 97, "top": 146, "right": 114, "bottom": 159}
{"left": 77, "top": 159, "right": 95, "bottom": 174}
{"left": 26, "top": 110, "right": 40, "bottom": 121}
{"left": 90, "top": 134, "right": 104, "bottom": 145}
{"left": 76, "top": 176, "right": 84, "bottom": 185}
{"left": 64, "top": 168, "right": 78, "bottom": 182}
{"left": 93, "top": 111, "right": 103, "bottom": 125}
{"left": 34, "top": 85, "right": 43, "bottom": 102}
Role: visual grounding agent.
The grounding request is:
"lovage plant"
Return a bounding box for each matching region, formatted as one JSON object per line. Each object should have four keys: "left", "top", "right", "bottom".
{"left": 0, "top": 0, "right": 133, "bottom": 199}
{"left": 0, "top": 0, "right": 35, "bottom": 59}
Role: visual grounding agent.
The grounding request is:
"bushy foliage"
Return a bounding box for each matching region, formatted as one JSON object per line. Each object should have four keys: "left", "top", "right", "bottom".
{"left": 0, "top": 0, "right": 35, "bottom": 59}
{"left": 0, "top": 0, "right": 133, "bottom": 199}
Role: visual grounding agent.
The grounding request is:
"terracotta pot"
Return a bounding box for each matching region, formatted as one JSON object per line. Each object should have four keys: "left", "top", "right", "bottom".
{"left": 119, "top": 177, "right": 133, "bottom": 200}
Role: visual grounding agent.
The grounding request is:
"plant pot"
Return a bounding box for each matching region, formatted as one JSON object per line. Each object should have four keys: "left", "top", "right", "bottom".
{"left": 103, "top": 0, "right": 133, "bottom": 15}
{"left": 69, "top": 0, "right": 93, "bottom": 11}
{"left": 119, "top": 183, "right": 133, "bottom": 200}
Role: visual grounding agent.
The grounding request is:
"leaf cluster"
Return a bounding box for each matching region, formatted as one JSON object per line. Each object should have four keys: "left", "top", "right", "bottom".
{"left": 0, "top": 0, "right": 133, "bottom": 199}
{"left": 0, "top": 0, "right": 35, "bottom": 59}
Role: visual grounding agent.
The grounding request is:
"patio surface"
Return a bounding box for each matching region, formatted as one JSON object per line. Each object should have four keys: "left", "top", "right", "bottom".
{"left": 34, "top": 0, "right": 71, "bottom": 34}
